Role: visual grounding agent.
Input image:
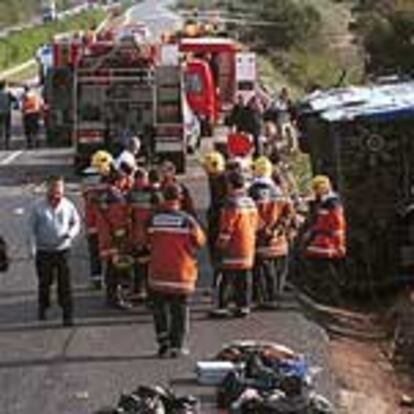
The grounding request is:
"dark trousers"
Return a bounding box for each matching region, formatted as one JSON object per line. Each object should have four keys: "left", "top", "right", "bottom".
{"left": 104, "top": 259, "right": 133, "bottom": 304}
{"left": 218, "top": 269, "right": 251, "bottom": 309}
{"left": 133, "top": 260, "right": 148, "bottom": 294}
{"left": 0, "top": 113, "right": 11, "bottom": 149}
{"left": 253, "top": 256, "right": 288, "bottom": 303}
{"left": 87, "top": 233, "right": 102, "bottom": 279}
{"left": 150, "top": 291, "right": 189, "bottom": 349}
{"left": 23, "top": 112, "right": 40, "bottom": 148}
{"left": 35, "top": 250, "right": 72, "bottom": 318}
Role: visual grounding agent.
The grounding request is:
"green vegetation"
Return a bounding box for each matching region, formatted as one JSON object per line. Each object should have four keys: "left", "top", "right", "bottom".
{"left": 177, "top": 0, "right": 363, "bottom": 93}
{"left": 0, "top": 9, "right": 105, "bottom": 73}
{"left": 0, "top": 0, "right": 73, "bottom": 27}
{"left": 351, "top": 0, "right": 414, "bottom": 76}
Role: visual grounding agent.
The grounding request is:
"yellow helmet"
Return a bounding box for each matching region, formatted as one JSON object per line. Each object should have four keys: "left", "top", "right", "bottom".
{"left": 311, "top": 175, "right": 332, "bottom": 193}
{"left": 203, "top": 151, "right": 225, "bottom": 174}
{"left": 252, "top": 156, "right": 273, "bottom": 178}
{"left": 91, "top": 150, "right": 113, "bottom": 176}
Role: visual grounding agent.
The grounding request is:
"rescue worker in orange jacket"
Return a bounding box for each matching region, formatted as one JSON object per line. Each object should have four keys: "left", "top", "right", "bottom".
{"left": 126, "top": 167, "right": 159, "bottom": 298}
{"left": 212, "top": 171, "right": 259, "bottom": 317}
{"left": 21, "top": 86, "right": 43, "bottom": 149}
{"left": 160, "top": 160, "right": 197, "bottom": 217}
{"left": 300, "top": 175, "right": 346, "bottom": 305}
{"left": 81, "top": 150, "right": 114, "bottom": 288}
{"left": 147, "top": 184, "right": 206, "bottom": 358}
{"left": 249, "top": 157, "right": 296, "bottom": 308}
{"left": 94, "top": 169, "right": 131, "bottom": 308}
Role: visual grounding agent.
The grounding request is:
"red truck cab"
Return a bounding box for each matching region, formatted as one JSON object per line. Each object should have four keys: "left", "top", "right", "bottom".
{"left": 179, "top": 37, "right": 241, "bottom": 135}
{"left": 184, "top": 58, "right": 218, "bottom": 136}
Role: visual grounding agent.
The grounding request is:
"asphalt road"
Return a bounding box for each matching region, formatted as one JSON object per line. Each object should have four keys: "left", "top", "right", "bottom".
{"left": 0, "top": 2, "right": 338, "bottom": 413}
{"left": 0, "top": 130, "right": 339, "bottom": 414}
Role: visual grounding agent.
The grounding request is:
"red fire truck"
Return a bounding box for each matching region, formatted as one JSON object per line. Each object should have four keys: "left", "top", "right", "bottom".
{"left": 168, "top": 28, "right": 258, "bottom": 136}
{"left": 44, "top": 28, "right": 198, "bottom": 173}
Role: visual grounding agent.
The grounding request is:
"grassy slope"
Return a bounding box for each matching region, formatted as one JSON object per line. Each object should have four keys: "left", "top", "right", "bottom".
{"left": 0, "top": 9, "right": 106, "bottom": 73}
{"left": 0, "top": 0, "right": 73, "bottom": 27}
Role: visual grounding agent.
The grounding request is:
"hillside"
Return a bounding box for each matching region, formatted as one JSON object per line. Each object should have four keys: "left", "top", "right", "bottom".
{"left": 0, "top": 0, "right": 72, "bottom": 28}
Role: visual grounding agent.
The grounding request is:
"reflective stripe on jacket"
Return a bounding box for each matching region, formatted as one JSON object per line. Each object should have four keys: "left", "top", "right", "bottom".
{"left": 304, "top": 193, "right": 346, "bottom": 259}
{"left": 217, "top": 190, "right": 258, "bottom": 269}
{"left": 148, "top": 203, "right": 206, "bottom": 295}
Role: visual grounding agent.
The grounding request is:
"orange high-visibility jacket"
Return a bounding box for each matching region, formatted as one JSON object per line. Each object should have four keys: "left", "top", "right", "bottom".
{"left": 93, "top": 185, "right": 129, "bottom": 259}
{"left": 216, "top": 190, "right": 259, "bottom": 270}
{"left": 147, "top": 202, "right": 206, "bottom": 295}
{"left": 249, "top": 179, "right": 294, "bottom": 258}
{"left": 82, "top": 181, "right": 108, "bottom": 236}
{"left": 22, "top": 93, "right": 42, "bottom": 115}
{"left": 115, "top": 175, "right": 135, "bottom": 193}
{"left": 304, "top": 193, "right": 346, "bottom": 259}
{"left": 126, "top": 185, "right": 155, "bottom": 248}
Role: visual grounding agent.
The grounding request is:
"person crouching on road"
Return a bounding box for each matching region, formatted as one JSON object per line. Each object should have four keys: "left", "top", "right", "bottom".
{"left": 212, "top": 171, "right": 258, "bottom": 318}
{"left": 147, "top": 184, "right": 206, "bottom": 358}
{"left": 299, "top": 175, "right": 346, "bottom": 305}
{"left": 28, "top": 175, "right": 81, "bottom": 326}
{"left": 249, "top": 157, "right": 295, "bottom": 309}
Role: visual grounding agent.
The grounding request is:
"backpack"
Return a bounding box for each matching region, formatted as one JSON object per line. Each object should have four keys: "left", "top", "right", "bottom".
{"left": 0, "top": 235, "right": 9, "bottom": 273}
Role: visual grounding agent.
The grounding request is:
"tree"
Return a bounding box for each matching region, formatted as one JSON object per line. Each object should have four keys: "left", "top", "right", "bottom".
{"left": 352, "top": 0, "right": 414, "bottom": 75}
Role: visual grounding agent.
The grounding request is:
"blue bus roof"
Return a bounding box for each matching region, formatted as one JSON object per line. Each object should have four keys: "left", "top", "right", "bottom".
{"left": 301, "top": 81, "right": 414, "bottom": 123}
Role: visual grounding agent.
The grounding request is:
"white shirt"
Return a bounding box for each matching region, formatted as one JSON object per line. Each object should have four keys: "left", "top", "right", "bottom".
{"left": 29, "top": 197, "right": 81, "bottom": 253}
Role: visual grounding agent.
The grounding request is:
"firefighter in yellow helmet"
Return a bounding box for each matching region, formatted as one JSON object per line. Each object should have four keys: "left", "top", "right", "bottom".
{"left": 251, "top": 156, "right": 272, "bottom": 178}
{"left": 249, "top": 157, "right": 296, "bottom": 308}
{"left": 82, "top": 151, "right": 114, "bottom": 288}
{"left": 202, "top": 151, "right": 228, "bottom": 291}
{"left": 91, "top": 150, "right": 114, "bottom": 177}
{"left": 297, "top": 174, "right": 347, "bottom": 305}
{"left": 311, "top": 175, "right": 331, "bottom": 195}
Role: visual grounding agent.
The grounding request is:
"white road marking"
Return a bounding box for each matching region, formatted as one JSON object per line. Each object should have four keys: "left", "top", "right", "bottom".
{"left": 0, "top": 150, "right": 23, "bottom": 166}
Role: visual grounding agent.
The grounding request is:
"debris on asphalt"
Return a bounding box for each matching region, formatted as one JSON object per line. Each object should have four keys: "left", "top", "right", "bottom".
{"left": 93, "top": 385, "right": 199, "bottom": 414}
{"left": 197, "top": 340, "right": 336, "bottom": 413}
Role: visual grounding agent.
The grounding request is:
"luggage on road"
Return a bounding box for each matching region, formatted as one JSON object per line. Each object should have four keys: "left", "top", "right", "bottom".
{"left": 94, "top": 385, "right": 199, "bottom": 414}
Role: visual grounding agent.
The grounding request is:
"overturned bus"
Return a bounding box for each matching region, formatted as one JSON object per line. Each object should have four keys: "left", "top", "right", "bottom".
{"left": 297, "top": 80, "right": 414, "bottom": 293}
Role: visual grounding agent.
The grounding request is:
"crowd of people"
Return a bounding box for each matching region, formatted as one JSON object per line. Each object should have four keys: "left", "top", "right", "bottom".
{"left": 26, "top": 132, "right": 346, "bottom": 359}
{"left": 22, "top": 87, "right": 347, "bottom": 358}
{"left": 226, "top": 87, "right": 298, "bottom": 159}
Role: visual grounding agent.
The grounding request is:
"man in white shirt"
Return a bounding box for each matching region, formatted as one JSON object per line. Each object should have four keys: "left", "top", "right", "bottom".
{"left": 29, "top": 176, "right": 81, "bottom": 326}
